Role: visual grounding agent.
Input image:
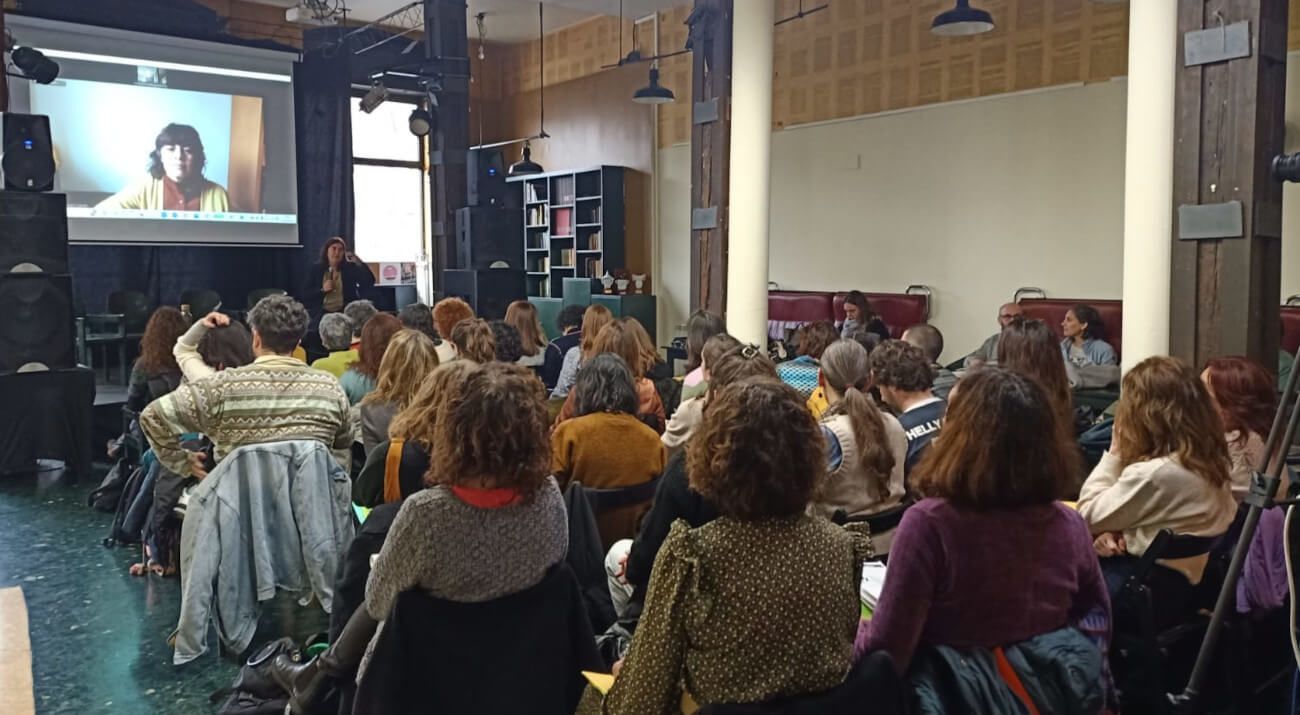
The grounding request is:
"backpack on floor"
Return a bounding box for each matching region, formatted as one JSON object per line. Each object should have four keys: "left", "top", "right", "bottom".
{"left": 87, "top": 457, "right": 131, "bottom": 512}
{"left": 103, "top": 458, "right": 157, "bottom": 547}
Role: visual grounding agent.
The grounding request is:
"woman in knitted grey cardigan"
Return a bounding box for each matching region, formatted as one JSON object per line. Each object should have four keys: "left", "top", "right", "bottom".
{"left": 271, "top": 363, "right": 568, "bottom": 714}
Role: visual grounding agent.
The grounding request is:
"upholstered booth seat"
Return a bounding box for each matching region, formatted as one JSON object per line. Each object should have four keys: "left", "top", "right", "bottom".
{"left": 1281, "top": 305, "right": 1300, "bottom": 355}
{"left": 768, "top": 290, "right": 930, "bottom": 341}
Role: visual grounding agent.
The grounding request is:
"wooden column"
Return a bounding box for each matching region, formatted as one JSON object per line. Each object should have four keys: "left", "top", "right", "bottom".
{"left": 687, "top": 0, "right": 732, "bottom": 316}
{"left": 426, "top": 0, "right": 469, "bottom": 289}
{"left": 1170, "top": 0, "right": 1287, "bottom": 367}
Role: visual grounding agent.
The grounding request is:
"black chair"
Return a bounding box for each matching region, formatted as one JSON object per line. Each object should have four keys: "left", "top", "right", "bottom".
{"left": 577, "top": 477, "right": 662, "bottom": 550}
{"left": 246, "top": 288, "right": 285, "bottom": 310}
{"left": 179, "top": 289, "right": 222, "bottom": 318}
{"left": 1110, "top": 529, "right": 1222, "bottom": 713}
{"left": 107, "top": 290, "right": 152, "bottom": 335}
{"left": 697, "top": 651, "right": 904, "bottom": 715}
{"left": 831, "top": 502, "right": 911, "bottom": 558}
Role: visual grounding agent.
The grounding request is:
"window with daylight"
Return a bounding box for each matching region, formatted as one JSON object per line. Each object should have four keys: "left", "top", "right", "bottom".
{"left": 351, "top": 97, "right": 426, "bottom": 263}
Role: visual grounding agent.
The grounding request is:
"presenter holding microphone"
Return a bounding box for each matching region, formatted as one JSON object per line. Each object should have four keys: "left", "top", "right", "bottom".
{"left": 303, "top": 237, "right": 375, "bottom": 315}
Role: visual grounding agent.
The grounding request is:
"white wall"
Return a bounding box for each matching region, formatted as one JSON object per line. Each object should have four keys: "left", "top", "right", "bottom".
{"left": 655, "top": 63, "right": 1300, "bottom": 358}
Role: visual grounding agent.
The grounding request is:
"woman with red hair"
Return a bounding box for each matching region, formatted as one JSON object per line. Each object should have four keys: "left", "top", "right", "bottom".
{"left": 1201, "top": 356, "right": 1278, "bottom": 501}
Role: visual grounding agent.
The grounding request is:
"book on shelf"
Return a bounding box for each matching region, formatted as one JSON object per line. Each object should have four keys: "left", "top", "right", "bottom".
{"left": 584, "top": 256, "right": 602, "bottom": 277}
{"left": 586, "top": 232, "right": 601, "bottom": 250}
{"left": 553, "top": 208, "right": 573, "bottom": 235}
{"left": 554, "top": 176, "right": 576, "bottom": 204}
{"left": 583, "top": 206, "right": 602, "bottom": 224}
{"left": 527, "top": 206, "right": 547, "bottom": 226}
{"left": 525, "top": 183, "right": 545, "bottom": 202}
{"left": 537, "top": 279, "right": 550, "bottom": 298}
{"left": 558, "top": 248, "right": 575, "bottom": 266}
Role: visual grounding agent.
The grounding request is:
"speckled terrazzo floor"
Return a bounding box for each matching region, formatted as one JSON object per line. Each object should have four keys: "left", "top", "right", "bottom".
{"left": 0, "top": 468, "right": 327, "bottom": 715}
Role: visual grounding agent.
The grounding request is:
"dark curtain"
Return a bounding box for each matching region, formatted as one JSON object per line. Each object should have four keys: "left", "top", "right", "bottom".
{"left": 295, "top": 30, "right": 357, "bottom": 280}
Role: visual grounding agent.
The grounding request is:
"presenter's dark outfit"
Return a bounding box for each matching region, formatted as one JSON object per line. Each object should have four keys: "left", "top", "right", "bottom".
{"left": 301, "top": 260, "right": 375, "bottom": 315}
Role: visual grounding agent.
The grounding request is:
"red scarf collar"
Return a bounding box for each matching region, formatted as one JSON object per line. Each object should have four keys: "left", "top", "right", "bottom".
{"left": 450, "top": 485, "right": 522, "bottom": 508}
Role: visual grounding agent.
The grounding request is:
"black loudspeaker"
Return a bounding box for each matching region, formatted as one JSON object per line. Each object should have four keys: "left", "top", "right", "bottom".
{"left": 0, "top": 192, "right": 68, "bottom": 273}
{"left": 455, "top": 206, "right": 523, "bottom": 269}
{"left": 0, "top": 273, "right": 76, "bottom": 372}
{"left": 467, "top": 148, "right": 507, "bottom": 207}
{"left": 441, "top": 268, "right": 525, "bottom": 321}
{"left": 2, "top": 114, "right": 56, "bottom": 192}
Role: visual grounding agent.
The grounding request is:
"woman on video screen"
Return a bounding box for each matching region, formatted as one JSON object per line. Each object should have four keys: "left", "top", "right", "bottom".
{"left": 95, "top": 123, "right": 231, "bottom": 213}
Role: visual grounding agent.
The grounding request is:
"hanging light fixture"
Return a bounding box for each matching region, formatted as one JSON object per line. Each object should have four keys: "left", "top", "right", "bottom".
{"left": 509, "top": 2, "right": 548, "bottom": 175}
{"left": 408, "top": 107, "right": 434, "bottom": 137}
{"left": 633, "top": 67, "right": 674, "bottom": 104}
{"left": 510, "top": 140, "right": 544, "bottom": 176}
{"left": 930, "top": 0, "right": 995, "bottom": 37}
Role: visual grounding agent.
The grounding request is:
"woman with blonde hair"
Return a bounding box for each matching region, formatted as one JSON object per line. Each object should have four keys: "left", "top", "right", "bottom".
{"left": 505, "top": 300, "right": 548, "bottom": 369}
{"left": 353, "top": 360, "right": 477, "bottom": 507}
{"left": 551, "top": 304, "right": 615, "bottom": 399}
{"left": 813, "top": 339, "right": 908, "bottom": 551}
{"left": 1078, "top": 356, "right": 1236, "bottom": 594}
{"left": 359, "top": 329, "right": 439, "bottom": 455}
{"left": 556, "top": 319, "right": 665, "bottom": 431}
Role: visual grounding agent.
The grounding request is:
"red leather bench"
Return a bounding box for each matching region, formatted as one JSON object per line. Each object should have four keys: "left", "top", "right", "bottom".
{"left": 1017, "top": 297, "right": 1124, "bottom": 360}
{"left": 1281, "top": 305, "right": 1300, "bottom": 355}
{"left": 768, "top": 289, "right": 931, "bottom": 340}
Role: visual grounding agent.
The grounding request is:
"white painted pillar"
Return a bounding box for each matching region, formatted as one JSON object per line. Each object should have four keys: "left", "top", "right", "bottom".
{"left": 1120, "top": 0, "right": 1178, "bottom": 371}
{"left": 725, "top": 1, "right": 775, "bottom": 347}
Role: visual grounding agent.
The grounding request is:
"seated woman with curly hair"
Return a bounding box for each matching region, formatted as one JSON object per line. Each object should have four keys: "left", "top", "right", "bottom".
{"left": 555, "top": 319, "right": 666, "bottom": 432}
{"left": 273, "top": 363, "right": 568, "bottom": 713}
{"left": 431, "top": 297, "right": 474, "bottom": 363}
{"left": 588, "top": 378, "right": 871, "bottom": 713}
{"left": 127, "top": 306, "right": 189, "bottom": 411}
{"left": 450, "top": 318, "right": 497, "bottom": 365}
{"left": 358, "top": 329, "right": 439, "bottom": 455}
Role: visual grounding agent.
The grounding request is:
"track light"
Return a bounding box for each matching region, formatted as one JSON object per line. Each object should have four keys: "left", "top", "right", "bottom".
{"left": 509, "top": 141, "right": 543, "bottom": 176}
{"left": 931, "top": 0, "right": 995, "bottom": 37}
{"left": 408, "top": 106, "right": 435, "bottom": 137}
{"left": 359, "top": 82, "right": 388, "bottom": 113}
{"left": 632, "top": 67, "right": 675, "bottom": 105}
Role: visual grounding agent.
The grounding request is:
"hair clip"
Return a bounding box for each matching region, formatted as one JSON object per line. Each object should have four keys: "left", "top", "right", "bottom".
{"left": 740, "top": 344, "right": 761, "bottom": 359}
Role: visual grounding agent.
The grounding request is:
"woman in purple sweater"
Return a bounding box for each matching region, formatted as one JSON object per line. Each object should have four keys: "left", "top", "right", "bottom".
{"left": 856, "top": 368, "right": 1109, "bottom": 673}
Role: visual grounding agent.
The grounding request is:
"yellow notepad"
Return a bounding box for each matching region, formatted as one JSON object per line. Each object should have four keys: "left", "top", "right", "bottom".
{"left": 583, "top": 671, "right": 615, "bottom": 695}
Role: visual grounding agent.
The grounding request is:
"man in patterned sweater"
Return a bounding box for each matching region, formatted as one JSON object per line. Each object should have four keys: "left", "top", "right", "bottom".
{"left": 141, "top": 294, "right": 353, "bottom": 478}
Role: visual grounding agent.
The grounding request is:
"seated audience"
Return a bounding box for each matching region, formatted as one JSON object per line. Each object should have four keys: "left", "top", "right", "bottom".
{"left": 343, "top": 299, "right": 378, "bottom": 346}
{"left": 173, "top": 311, "right": 255, "bottom": 383}
{"left": 353, "top": 361, "right": 476, "bottom": 507}
{"left": 608, "top": 345, "right": 779, "bottom": 616}
{"left": 1061, "top": 303, "right": 1119, "bottom": 388}
{"left": 680, "top": 309, "right": 727, "bottom": 401}
{"left": 505, "top": 300, "right": 548, "bottom": 370}
{"left": 431, "top": 297, "right": 475, "bottom": 363}
{"left": 841, "top": 290, "right": 891, "bottom": 341}
{"left": 592, "top": 378, "right": 871, "bottom": 713}
{"left": 340, "top": 313, "right": 402, "bottom": 405}
{"left": 808, "top": 327, "right": 884, "bottom": 418}
{"left": 359, "top": 330, "right": 439, "bottom": 455}
{"left": 140, "top": 295, "right": 353, "bottom": 478}
{"left": 815, "top": 339, "right": 908, "bottom": 546}
{"left": 542, "top": 304, "right": 586, "bottom": 391}
{"left": 553, "top": 354, "right": 666, "bottom": 546}
{"left": 272, "top": 363, "right": 566, "bottom": 714}
{"left": 777, "top": 320, "right": 839, "bottom": 398}
{"left": 397, "top": 302, "right": 439, "bottom": 343}
{"left": 450, "top": 317, "right": 497, "bottom": 364}
{"left": 310, "top": 313, "right": 357, "bottom": 378}
{"left": 627, "top": 317, "right": 669, "bottom": 381}
{"left": 998, "top": 318, "right": 1075, "bottom": 435}
{"left": 964, "top": 302, "right": 1023, "bottom": 368}
{"left": 662, "top": 333, "right": 741, "bottom": 455}
{"left": 902, "top": 323, "right": 957, "bottom": 400}
{"left": 556, "top": 319, "right": 666, "bottom": 432}
{"left": 127, "top": 306, "right": 187, "bottom": 412}
{"left": 871, "top": 340, "right": 945, "bottom": 476}
{"left": 1078, "top": 356, "right": 1236, "bottom": 591}
{"left": 552, "top": 305, "right": 616, "bottom": 399}
{"left": 1202, "top": 356, "right": 1277, "bottom": 500}
{"left": 856, "top": 368, "right": 1107, "bottom": 679}
{"left": 490, "top": 320, "right": 524, "bottom": 364}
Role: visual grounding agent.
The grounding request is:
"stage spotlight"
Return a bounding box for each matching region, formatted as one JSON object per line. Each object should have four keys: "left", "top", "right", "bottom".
{"left": 4, "top": 30, "right": 60, "bottom": 85}
{"left": 359, "top": 82, "right": 388, "bottom": 113}
{"left": 409, "top": 107, "right": 435, "bottom": 137}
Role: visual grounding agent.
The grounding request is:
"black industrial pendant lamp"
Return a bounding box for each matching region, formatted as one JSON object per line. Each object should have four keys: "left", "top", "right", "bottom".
{"left": 633, "top": 67, "right": 675, "bottom": 105}
{"left": 930, "top": 0, "right": 995, "bottom": 37}
{"left": 510, "top": 2, "right": 547, "bottom": 176}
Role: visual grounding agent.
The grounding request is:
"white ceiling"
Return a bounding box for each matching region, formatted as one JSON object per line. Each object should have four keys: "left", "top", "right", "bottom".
{"left": 266, "top": 0, "right": 682, "bottom": 43}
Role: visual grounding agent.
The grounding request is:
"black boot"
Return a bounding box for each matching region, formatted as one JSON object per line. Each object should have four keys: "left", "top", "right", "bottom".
{"left": 274, "top": 609, "right": 379, "bottom": 715}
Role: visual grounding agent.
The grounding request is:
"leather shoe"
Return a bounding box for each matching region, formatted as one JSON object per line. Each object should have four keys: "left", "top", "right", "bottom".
{"left": 269, "top": 654, "right": 330, "bottom": 715}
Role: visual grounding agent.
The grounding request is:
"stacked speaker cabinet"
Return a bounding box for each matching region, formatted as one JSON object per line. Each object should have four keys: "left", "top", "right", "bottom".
{"left": 0, "top": 114, "right": 74, "bottom": 372}
{"left": 441, "top": 268, "right": 525, "bottom": 321}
